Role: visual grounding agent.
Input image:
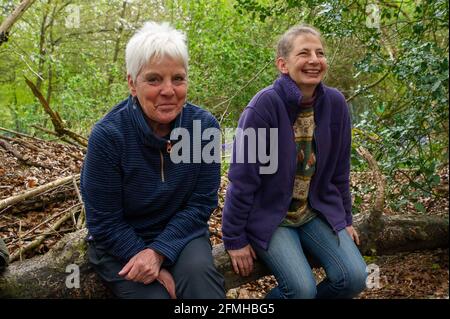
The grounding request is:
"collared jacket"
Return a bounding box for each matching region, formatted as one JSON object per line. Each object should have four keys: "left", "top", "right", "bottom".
{"left": 81, "top": 96, "right": 220, "bottom": 264}
{"left": 222, "top": 74, "right": 352, "bottom": 251}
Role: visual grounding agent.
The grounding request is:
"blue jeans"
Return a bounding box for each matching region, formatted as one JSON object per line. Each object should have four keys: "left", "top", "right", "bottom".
{"left": 253, "top": 216, "right": 367, "bottom": 299}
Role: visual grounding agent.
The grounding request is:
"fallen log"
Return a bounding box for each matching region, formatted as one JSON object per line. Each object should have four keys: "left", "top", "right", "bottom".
{"left": 0, "top": 213, "right": 447, "bottom": 298}
{"left": 0, "top": 174, "right": 79, "bottom": 212}
{"left": 0, "top": 138, "right": 52, "bottom": 170}
{"left": 3, "top": 190, "right": 76, "bottom": 215}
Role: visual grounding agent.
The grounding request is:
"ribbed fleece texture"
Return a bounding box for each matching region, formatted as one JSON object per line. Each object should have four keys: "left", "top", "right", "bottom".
{"left": 81, "top": 96, "right": 220, "bottom": 265}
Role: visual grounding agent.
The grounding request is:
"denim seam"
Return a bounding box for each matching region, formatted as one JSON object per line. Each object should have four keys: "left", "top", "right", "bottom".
{"left": 300, "top": 227, "right": 349, "bottom": 295}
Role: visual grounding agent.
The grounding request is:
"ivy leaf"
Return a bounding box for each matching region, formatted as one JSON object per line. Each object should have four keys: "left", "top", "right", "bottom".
{"left": 431, "top": 80, "right": 442, "bottom": 92}
{"left": 414, "top": 202, "right": 426, "bottom": 213}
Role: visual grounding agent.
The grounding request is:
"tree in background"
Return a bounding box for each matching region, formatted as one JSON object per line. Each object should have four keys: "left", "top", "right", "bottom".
{"left": 0, "top": 0, "right": 448, "bottom": 213}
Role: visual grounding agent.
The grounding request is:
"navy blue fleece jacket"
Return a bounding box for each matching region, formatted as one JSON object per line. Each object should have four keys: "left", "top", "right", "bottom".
{"left": 81, "top": 96, "right": 220, "bottom": 264}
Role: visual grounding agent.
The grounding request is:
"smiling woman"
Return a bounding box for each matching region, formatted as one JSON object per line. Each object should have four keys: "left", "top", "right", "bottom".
{"left": 276, "top": 33, "right": 328, "bottom": 99}
{"left": 222, "top": 24, "right": 368, "bottom": 299}
{"left": 127, "top": 57, "right": 188, "bottom": 136}
{"left": 80, "top": 21, "right": 225, "bottom": 299}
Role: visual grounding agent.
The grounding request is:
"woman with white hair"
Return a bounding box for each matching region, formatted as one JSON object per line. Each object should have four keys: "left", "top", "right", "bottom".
{"left": 81, "top": 21, "right": 225, "bottom": 299}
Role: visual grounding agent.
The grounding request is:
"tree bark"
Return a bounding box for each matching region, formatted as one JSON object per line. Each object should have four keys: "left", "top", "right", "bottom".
{"left": 0, "top": 0, "right": 37, "bottom": 46}
{"left": 0, "top": 213, "right": 447, "bottom": 298}
{"left": 0, "top": 174, "right": 79, "bottom": 212}
{"left": 106, "top": 1, "right": 128, "bottom": 94}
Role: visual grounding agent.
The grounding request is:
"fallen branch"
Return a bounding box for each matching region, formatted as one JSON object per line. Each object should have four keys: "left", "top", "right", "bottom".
{"left": 0, "top": 126, "right": 46, "bottom": 143}
{"left": 5, "top": 190, "right": 77, "bottom": 215}
{"left": 72, "top": 178, "right": 85, "bottom": 229}
{"left": 32, "top": 125, "right": 86, "bottom": 151}
{"left": 9, "top": 205, "right": 79, "bottom": 263}
{"left": 6, "top": 203, "right": 81, "bottom": 247}
{"left": 0, "top": 134, "right": 54, "bottom": 159}
{"left": 24, "top": 77, "right": 87, "bottom": 147}
{"left": 0, "top": 174, "right": 80, "bottom": 212}
{"left": 0, "top": 138, "right": 52, "bottom": 170}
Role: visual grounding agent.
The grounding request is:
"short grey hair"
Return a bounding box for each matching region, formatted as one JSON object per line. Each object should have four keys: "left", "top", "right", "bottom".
{"left": 126, "top": 21, "right": 188, "bottom": 82}
{"left": 277, "top": 24, "right": 324, "bottom": 59}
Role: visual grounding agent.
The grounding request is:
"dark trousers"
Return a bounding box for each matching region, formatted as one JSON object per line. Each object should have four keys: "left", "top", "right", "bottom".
{"left": 88, "top": 234, "right": 225, "bottom": 299}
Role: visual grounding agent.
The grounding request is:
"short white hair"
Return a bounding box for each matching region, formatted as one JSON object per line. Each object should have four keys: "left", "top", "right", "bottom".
{"left": 126, "top": 21, "right": 188, "bottom": 82}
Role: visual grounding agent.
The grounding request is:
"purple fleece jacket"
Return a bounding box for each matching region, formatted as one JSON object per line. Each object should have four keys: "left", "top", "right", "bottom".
{"left": 222, "top": 74, "right": 352, "bottom": 251}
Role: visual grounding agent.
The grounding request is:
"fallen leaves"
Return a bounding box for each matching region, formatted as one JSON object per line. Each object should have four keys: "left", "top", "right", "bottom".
{"left": 0, "top": 133, "right": 448, "bottom": 299}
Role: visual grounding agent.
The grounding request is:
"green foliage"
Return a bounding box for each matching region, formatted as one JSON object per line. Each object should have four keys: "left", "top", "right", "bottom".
{"left": 0, "top": 0, "right": 448, "bottom": 214}
{"left": 234, "top": 0, "right": 448, "bottom": 212}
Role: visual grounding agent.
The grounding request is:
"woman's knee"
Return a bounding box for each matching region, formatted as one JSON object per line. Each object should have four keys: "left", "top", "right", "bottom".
{"left": 278, "top": 278, "right": 317, "bottom": 299}
{"left": 346, "top": 266, "right": 368, "bottom": 297}
{"left": 292, "top": 284, "right": 317, "bottom": 299}
{"left": 173, "top": 254, "right": 225, "bottom": 298}
{"left": 330, "top": 265, "right": 367, "bottom": 298}
{"left": 180, "top": 256, "right": 216, "bottom": 278}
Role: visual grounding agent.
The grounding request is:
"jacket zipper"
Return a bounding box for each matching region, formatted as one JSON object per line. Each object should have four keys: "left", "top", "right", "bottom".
{"left": 159, "top": 150, "right": 165, "bottom": 182}
{"left": 159, "top": 141, "right": 172, "bottom": 183}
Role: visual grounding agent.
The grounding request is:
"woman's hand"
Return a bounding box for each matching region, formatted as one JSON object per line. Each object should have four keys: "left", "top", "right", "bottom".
{"left": 118, "top": 248, "right": 164, "bottom": 285}
{"left": 227, "top": 244, "right": 257, "bottom": 277}
{"left": 345, "top": 225, "right": 360, "bottom": 245}
{"left": 157, "top": 268, "right": 176, "bottom": 299}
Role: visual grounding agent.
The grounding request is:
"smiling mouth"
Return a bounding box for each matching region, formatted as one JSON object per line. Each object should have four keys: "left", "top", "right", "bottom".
{"left": 302, "top": 70, "right": 321, "bottom": 74}
{"left": 156, "top": 103, "right": 177, "bottom": 108}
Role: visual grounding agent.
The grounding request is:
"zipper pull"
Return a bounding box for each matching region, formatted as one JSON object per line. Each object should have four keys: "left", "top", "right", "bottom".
{"left": 166, "top": 141, "right": 172, "bottom": 153}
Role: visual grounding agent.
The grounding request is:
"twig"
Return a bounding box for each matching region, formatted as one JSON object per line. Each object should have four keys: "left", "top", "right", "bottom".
{"left": 5, "top": 187, "right": 77, "bottom": 215}
{"left": 216, "top": 59, "right": 273, "bottom": 125}
{"left": 9, "top": 206, "right": 76, "bottom": 262}
{"left": 0, "top": 126, "right": 45, "bottom": 143}
{"left": 32, "top": 125, "right": 86, "bottom": 150}
{"left": 346, "top": 71, "right": 391, "bottom": 103}
{"left": 72, "top": 178, "right": 86, "bottom": 229}
{"left": 0, "top": 134, "right": 54, "bottom": 158}
{"left": 0, "top": 174, "right": 80, "bottom": 211}
{"left": 72, "top": 177, "right": 82, "bottom": 204}
{"left": 18, "top": 220, "right": 23, "bottom": 261}
{"left": 76, "top": 208, "right": 85, "bottom": 230}
{"left": 7, "top": 203, "right": 81, "bottom": 246}
{"left": 14, "top": 228, "right": 74, "bottom": 242}
{"left": 356, "top": 146, "right": 385, "bottom": 217}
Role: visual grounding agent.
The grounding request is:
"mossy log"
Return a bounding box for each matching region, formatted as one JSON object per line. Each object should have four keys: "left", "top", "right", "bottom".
{"left": 0, "top": 213, "right": 448, "bottom": 298}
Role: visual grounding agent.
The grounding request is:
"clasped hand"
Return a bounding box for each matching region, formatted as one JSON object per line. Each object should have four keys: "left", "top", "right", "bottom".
{"left": 118, "top": 248, "right": 164, "bottom": 284}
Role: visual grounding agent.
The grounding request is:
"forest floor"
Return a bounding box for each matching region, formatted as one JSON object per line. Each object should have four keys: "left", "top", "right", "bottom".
{"left": 0, "top": 131, "right": 448, "bottom": 299}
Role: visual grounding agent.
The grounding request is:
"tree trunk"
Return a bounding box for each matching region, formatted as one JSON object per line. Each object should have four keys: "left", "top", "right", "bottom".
{"left": 106, "top": 1, "right": 128, "bottom": 94}
{"left": 0, "top": 213, "right": 447, "bottom": 298}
